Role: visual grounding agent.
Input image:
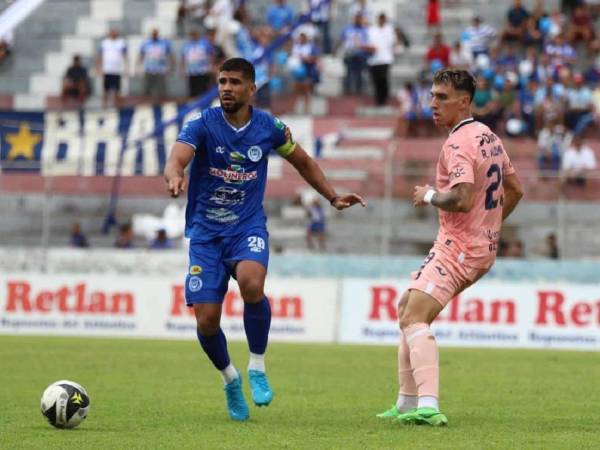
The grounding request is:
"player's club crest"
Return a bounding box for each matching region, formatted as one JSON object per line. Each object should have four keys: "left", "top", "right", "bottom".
{"left": 247, "top": 146, "right": 262, "bottom": 162}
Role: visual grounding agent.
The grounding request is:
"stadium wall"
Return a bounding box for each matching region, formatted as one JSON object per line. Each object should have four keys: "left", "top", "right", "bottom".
{"left": 0, "top": 252, "right": 598, "bottom": 351}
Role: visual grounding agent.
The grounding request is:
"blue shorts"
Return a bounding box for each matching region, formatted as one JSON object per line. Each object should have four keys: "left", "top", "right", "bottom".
{"left": 309, "top": 222, "right": 325, "bottom": 233}
{"left": 185, "top": 227, "right": 269, "bottom": 305}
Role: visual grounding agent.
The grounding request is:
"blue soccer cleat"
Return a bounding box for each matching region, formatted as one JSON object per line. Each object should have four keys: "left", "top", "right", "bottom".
{"left": 248, "top": 370, "right": 273, "bottom": 407}
{"left": 224, "top": 375, "right": 249, "bottom": 421}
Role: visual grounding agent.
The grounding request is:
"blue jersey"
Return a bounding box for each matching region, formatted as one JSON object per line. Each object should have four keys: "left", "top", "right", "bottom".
{"left": 181, "top": 38, "right": 213, "bottom": 75}
{"left": 140, "top": 39, "right": 172, "bottom": 73}
{"left": 176, "top": 107, "right": 296, "bottom": 241}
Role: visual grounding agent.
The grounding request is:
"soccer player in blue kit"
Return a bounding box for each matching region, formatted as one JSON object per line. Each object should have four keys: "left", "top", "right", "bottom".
{"left": 164, "top": 58, "right": 365, "bottom": 421}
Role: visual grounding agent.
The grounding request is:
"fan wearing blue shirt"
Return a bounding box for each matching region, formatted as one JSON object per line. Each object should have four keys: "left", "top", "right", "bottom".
{"left": 180, "top": 29, "right": 215, "bottom": 99}
{"left": 164, "top": 58, "right": 365, "bottom": 422}
{"left": 138, "top": 28, "right": 174, "bottom": 102}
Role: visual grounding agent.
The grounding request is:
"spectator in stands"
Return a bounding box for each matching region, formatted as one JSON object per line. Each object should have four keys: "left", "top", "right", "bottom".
{"left": 496, "top": 44, "right": 519, "bottom": 73}
{"left": 517, "top": 77, "right": 538, "bottom": 135}
{"left": 176, "top": 0, "right": 206, "bottom": 37}
{"left": 253, "top": 26, "right": 275, "bottom": 109}
{"left": 518, "top": 46, "right": 538, "bottom": 85}
{"left": 266, "top": 0, "right": 295, "bottom": 35}
{"left": 364, "top": 13, "right": 399, "bottom": 106}
{"left": 426, "top": 0, "right": 441, "bottom": 29}
{"left": 545, "top": 232, "right": 559, "bottom": 259}
{"left": 396, "top": 78, "right": 436, "bottom": 137}
{"left": 537, "top": 121, "right": 571, "bottom": 175}
{"left": 505, "top": 239, "right": 525, "bottom": 258}
{"left": 544, "top": 9, "right": 566, "bottom": 40}
{"left": 349, "top": 0, "right": 374, "bottom": 25}
{"left": 565, "top": 72, "right": 594, "bottom": 131}
{"left": 138, "top": 29, "right": 174, "bottom": 103}
{"left": 449, "top": 41, "right": 473, "bottom": 70}
{"left": 502, "top": 0, "right": 530, "bottom": 44}
{"left": 566, "top": 4, "right": 595, "bottom": 52}
{"left": 96, "top": 28, "right": 128, "bottom": 108}
{"left": 472, "top": 76, "right": 502, "bottom": 130}
{"left": 393, "top": 82, "right": 417, "bottom": 137}
{"left": 308, "top": 0, "right": 333, "bottom": 55}
{"left": 561, "top": 136, "right": 597, "bottom": 186}
{"left": 425, "top": 33, "right": 451, "bottom": 68}
{"left": 533, "top": 52, "right": 556, "bottom": 84}
{"left": 180, "top": 29, "right": 215, "bottom": 99}
{"left": 544, "top": 33, "right": 576, "bottom": 70}
{"left": 70, "top": 222, "right": 90, "bottom": 248}
{"left": 149, "top": 228, "right": 173, "bottom": 249}
{"left": 114, "top": 223, "right": 135, "bottom": 249}
{"left": 0, "top": 29, "right": 13, "bottom": 65}
{"left": 339, "top": 13, "right": 369, "bottom": 96}
{"left": 306, "top": 199, "right": 326, "bottom": 251}
{"left": 290, "top": 31, "right": 320, "bottom": 114}
{"left": 61, "top": 55, "right": 90, "bottom": 108}
{"left": 176, "top": 0, "right": 187, "bottom": 37}
{"left": 522, "top": 15, "right": 544, "bottom": 48}
{"left": 464, "top": 15, "right": 496, "bottom": 58}
{"left": 534, "top": 77, "right": 566, "bottom": 130}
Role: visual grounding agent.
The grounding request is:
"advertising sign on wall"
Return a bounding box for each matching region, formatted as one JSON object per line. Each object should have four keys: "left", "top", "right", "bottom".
{"left": 339, "top": 279, "right": 600, "bottom": 350}
{"left": 0, "top": 274, "right": 339, "bottom": 343}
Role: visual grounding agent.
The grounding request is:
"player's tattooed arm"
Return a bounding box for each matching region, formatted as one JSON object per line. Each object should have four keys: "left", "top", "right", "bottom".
{"left": 285, "top": 144, "right": 366, "bottom": 209}
{"left": 414, "top": 183, "right": 475, "bottom": 212}
{"left": 164, "top": 142, "right": 195, "bottom": 197}
{"left": 501, "top": 172, "right": 524, "bottom": 221}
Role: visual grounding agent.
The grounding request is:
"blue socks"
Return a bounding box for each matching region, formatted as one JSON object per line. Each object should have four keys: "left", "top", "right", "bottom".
{"left": 243, "top": 297, "right": 271, "bottom": 354}
{"left": 196, "top": 328, "right": 230, "bottom": 371}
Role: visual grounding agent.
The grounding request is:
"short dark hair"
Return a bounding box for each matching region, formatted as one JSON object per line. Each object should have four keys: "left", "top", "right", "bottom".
{"left": 219, "top": 58, "right": 255, "bottom": 82}
{"left": 433, "top": 69, "right": 476, "bottom": 102}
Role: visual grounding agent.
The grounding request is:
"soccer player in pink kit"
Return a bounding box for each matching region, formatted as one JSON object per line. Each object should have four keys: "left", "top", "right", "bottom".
{"left": 377, "top": 69, "right": 524, "bottom": 426}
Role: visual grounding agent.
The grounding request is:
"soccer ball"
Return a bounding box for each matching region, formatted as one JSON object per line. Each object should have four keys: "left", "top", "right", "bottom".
{"left": 40, "top": 380, "right": 90, "bottom": 429}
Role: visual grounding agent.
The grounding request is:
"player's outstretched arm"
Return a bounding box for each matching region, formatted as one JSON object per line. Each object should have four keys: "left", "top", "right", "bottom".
{"left": 285, "top": 144, "right": 366, "bottom": 210}
{"left": 501, "top": 172, "right": 524, "bottom": 221}
{"left": 164, "top": 142, "right": 195, "bottom": 198}
{"left": 414, "top": 183, "right": 474, "bottom": 212}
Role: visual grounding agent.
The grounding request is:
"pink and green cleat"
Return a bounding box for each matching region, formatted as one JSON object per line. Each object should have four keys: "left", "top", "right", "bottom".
{"left": 395, "top": 407, "right": 448, "bottom": 427}
{"left": 376, "top": 406, "right": 403, "bottom": 420}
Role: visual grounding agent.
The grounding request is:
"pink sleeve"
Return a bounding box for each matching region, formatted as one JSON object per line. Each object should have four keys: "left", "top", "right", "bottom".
{"left": 447, "top": 147, "right": 475, "bottom": 188}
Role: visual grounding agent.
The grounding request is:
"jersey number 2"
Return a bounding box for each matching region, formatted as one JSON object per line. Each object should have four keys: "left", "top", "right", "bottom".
{"left": 485, "top": 164, "right": 502, "bottom": 210}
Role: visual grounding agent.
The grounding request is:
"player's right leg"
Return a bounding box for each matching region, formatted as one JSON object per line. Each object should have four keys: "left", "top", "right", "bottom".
{"left": 377, "top": 291, "right": 418, "bottom": 420}
{"left": 395, "top": 289, "right": 446, "bottom": 427}
{"left": 187, "top": 240, "right": 249, "bottom": 421}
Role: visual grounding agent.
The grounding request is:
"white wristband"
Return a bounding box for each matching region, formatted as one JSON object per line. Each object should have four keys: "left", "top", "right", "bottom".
{"left": 423, "top": 189, "right": 436, "bottom": 204}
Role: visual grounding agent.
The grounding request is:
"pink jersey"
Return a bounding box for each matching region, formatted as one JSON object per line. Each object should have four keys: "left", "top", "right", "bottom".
{"left": 435, "top": 119, "right": 516, "bottom": 269}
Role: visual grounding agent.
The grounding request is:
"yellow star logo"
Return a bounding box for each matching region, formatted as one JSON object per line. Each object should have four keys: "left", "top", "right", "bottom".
{"left": 6, "top": 122, "right": 42, "bottom": 160}
{"left": 71, "top": 392, "right": 83, "bottom": 405}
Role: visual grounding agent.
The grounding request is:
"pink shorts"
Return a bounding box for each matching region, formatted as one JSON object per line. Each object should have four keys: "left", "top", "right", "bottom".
{"left": 408, "top": 241, "right": 489, "bottom": 307}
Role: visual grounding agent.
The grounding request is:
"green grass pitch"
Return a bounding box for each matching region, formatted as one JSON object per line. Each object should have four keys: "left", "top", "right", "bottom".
{"left": 1, "top": 335, "right": 599, "bottom": 450}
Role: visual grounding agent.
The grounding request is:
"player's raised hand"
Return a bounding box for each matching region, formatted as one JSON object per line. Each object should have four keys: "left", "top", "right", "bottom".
{"left": 413, "top": 184, "right": 434, "bottom": 207}
{"left": 331, "top": 193, "right": 366, "bottom": 210}
{"left": 166, "top": 175, "right": 186, "bottom": 198}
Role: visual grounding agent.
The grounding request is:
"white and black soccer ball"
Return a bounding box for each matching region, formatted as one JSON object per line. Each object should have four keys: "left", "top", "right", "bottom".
{"left": 40, "top": 380, "right": 90, "bottom": 429}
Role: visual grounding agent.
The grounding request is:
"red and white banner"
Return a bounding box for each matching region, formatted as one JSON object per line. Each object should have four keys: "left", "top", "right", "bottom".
{"left": 0, "top": 274, "right": 339, "bottom": 343}
{"left": 2, "top": 273, "right": 599, "bottom": 350}
{"left": 339, "top": 279, "right": 600, "bottom": 350}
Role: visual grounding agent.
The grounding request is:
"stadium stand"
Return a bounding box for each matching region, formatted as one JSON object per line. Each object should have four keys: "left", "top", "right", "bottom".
{"left": 1, "top": 0, "right": 600, "bottom": 260}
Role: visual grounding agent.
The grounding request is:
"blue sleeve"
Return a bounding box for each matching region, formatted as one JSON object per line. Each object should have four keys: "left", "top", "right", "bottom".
{"left": 139, "top": 41, "right": 146, "bottom": 55}
{"left": 270, "top": 115, "right": 296, "bottom": 157}
{"left": 165, "top": 40, "right": 172, "bottom": 54}
{"left": 176, "top": 114, "right": 206, "bottom": 151}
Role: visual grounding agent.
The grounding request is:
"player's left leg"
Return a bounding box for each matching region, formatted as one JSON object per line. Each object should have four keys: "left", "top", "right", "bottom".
{"left": 236, "top": 260, "right": 273, "bottom": 406}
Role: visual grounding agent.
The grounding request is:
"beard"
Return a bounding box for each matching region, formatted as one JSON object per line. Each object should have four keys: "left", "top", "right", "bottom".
{"left": 220, "top": 98, "right": 244, "bottom": 113}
